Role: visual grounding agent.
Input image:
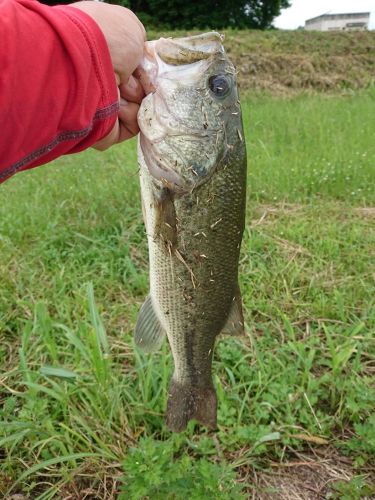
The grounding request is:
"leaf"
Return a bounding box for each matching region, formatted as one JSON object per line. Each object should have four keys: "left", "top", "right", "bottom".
{"left": 40, "top": 365, "right": 78, "bottom": 379}
{"left": 22, "top": 381, "right": 65, "bottom": 402}
{"left": 335, "top": 344, "right": 357, "bottom": 368}
{"left": 291, "top": 433, "right": 329, "bottom": 445}
{"left": 253, "top": 431, "right": 281, "bottom": 449}
{"left": 0, "top": 430, "right": 29, "bottom": 447}
{"left": 87, "top": 282, "right": 109, "bottom": 354}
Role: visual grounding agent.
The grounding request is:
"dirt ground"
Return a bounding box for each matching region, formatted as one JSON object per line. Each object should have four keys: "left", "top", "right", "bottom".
{"left": 245, "top": 447, "right": 375, "bottom": 499}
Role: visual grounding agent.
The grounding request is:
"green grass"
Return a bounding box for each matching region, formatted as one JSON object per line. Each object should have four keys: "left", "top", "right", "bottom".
{"left": 243, "top": 90, "right": 375, "bottom": 202}
{"left": 1, "top": 90, "right": 375, "bottom": 498}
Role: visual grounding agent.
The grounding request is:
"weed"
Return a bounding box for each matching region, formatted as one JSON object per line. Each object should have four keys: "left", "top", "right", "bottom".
{"left": 0, "top": 90, "right": 374, "bottom": 497}
{"left": 120, "top": 436, "right": 245, "bottom": 499}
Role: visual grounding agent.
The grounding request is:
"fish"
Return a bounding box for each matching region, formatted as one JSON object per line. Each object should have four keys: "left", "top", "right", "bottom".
{"left": 135, "top": 32, "right": 247, "bottom": 432}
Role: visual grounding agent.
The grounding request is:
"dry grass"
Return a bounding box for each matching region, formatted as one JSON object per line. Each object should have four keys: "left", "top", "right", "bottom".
{"left": 234, "top": 53, "right": 375, "bottom": 95}
{"left": 253, "top": 455, "right": 360, "bottom": 499}
{"left": 226, "top": 30, "right": 375, "bottom": 95}
{"left": 148, "top": 29, "right": 375, "bottom": 95}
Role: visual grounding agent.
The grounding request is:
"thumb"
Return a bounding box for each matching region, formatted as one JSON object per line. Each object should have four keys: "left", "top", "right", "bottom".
{"left": 93, "top": 98, "right": 140, "bottom": 150}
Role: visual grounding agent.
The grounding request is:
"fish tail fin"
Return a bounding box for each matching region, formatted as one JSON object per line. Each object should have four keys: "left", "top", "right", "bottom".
{"left": 165, "top": 379, "right": 217, "bottom": 432}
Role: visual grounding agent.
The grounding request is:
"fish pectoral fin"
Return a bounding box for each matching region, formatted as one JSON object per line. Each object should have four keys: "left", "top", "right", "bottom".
{"left": 221, "top": 287, "right": 245, "bottom": 336}
{"left": 135, "top": 295, "right": 166, "bottom": 352}
{"left": 141, "top": 196, "right": 147, "bottom": 232}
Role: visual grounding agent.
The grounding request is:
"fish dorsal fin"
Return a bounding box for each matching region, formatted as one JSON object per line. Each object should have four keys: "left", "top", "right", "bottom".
{"left": 135, "top": 295, "right": 166, "bottom": 352}
{"left": 221, "top": 287, "right": 245, "bottom": 336}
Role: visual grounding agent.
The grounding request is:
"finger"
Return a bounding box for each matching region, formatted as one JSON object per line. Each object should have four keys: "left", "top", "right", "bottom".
{"left": 119, "top": 75, "right": 145, "bottom": 104}
{"left": 114, "top": 8, "right": 146, "bottom": 84}
{"left": 93, "top": 99, "right": 140, "bottom": 150}
{"left": 117, "top": 99, "right": 140, "bottom": 141}
{"left": 93, "top": 122, "right": 119, "bottom": 150}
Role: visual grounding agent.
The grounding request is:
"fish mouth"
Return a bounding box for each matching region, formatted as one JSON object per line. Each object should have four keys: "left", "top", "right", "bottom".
{"left": 155, "top": 32, "right": 224, "bottom": 66}
{"left": 138, "top": 88, "right": 223, "bottom": 193}
{"left": 135, "top": 32, "right": 224, "bottom": 93}
{"left": 139, "top": 134, "right": 187, "bottom": 193}
{"left": 138, "top": 118, "right": 224, "bottom": 194}
{"left": 137, "top": 32, "right": 227, "bottom": 193}
{"left": 139, "top": 129, "right": 223, "bottom": 194}
{"left": 138, "top": 88, "right": 221, "bottom": 141}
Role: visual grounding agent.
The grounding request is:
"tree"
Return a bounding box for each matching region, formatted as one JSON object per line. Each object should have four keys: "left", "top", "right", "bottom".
{"left": 39, "top": 0, "right": 289, "bottom": 29}
{"left": 246, "top": 0, "right": 291, "bottom": 29}
{"left": 130, "top": 0, "right": 291, "bottom": 29}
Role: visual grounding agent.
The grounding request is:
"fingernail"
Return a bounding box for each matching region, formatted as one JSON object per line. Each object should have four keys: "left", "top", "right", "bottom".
{"left": 120, "top": 98, "right": 129, "bottom": 107}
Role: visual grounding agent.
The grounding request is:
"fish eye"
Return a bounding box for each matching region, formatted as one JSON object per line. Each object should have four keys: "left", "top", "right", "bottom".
{"left": 208, "top": 75, "right": 231, "bottom": 98}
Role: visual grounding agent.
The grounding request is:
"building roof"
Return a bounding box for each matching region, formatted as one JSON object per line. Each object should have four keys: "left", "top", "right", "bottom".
{"left": 306, "top": 12, "right": 370, "bottom": 25}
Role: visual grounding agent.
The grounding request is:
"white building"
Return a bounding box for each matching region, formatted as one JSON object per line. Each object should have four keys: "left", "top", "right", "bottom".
{"left": 305, "top": 12, "right": 370, "bottom": 31}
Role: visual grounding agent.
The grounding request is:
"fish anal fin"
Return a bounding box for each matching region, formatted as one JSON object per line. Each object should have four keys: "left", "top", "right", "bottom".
{"left": 135, "top": 295, "right": 166, "bottom": 352}
{"left": 221, "top": 287, "right": 245, "bottom": 336}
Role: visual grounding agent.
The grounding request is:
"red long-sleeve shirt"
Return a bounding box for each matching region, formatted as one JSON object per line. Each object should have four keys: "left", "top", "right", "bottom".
{"left": 0, "top": 0, "right": 119, "bottom": 183}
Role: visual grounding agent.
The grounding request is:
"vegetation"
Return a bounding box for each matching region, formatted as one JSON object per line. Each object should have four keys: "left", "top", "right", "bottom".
{"left": 41, "top": 0, "right": 291, "bottom": 30}
{"left": 2, "top": 21, "right": 375, "bottom": 497}
{"left": 145, "top": 29, "right": 375, "bottom": 94}
{"left": 1, "top": 85, "right": 374, "bottom": 497}
{"left": 127, "top": 0, "right": 291, "bottom": 30}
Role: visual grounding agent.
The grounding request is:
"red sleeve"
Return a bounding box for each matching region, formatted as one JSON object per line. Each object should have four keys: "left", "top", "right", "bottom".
{"left": 0, "top": 0, "right": 119, "bottom": 183}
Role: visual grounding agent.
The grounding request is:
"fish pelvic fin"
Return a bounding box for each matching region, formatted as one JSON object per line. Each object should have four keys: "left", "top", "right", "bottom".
{"left": 166, "top": 379, "right": 217, "bottom": 432}
{"left": 221, "top": 285, "right": 245, "bottom": 336}
{"left": 135, "top": 295, "right": 166, "bottom": 352}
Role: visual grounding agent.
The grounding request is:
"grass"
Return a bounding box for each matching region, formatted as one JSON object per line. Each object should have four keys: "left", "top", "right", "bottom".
{"left": 1, "top": 89, "right": 375, "bottom": 498}
{"left": 148, "top": 28, "right": 375, "bottom": 57}
{"left": 147, "top": 29, "right": 375, "bottom": 94}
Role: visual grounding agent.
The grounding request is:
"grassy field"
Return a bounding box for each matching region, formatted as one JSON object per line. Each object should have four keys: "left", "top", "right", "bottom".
{"left": 1, "top": 87, "right": 375, "bottom": 497}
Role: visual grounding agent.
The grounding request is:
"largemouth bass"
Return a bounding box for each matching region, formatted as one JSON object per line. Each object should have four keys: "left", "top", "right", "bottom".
{"left": 135, "top": 32, "right": 247, "bottom": 432}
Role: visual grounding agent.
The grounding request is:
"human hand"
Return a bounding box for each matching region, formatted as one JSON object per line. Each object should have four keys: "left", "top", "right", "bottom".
{"left": 70, "top": 2, "right": 146, "bottom": 149}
